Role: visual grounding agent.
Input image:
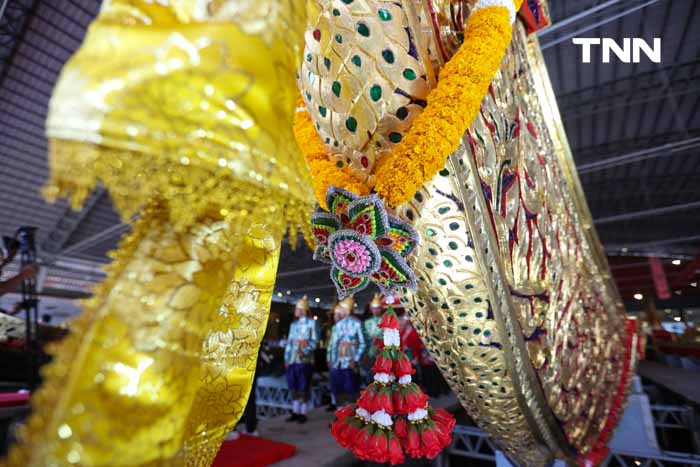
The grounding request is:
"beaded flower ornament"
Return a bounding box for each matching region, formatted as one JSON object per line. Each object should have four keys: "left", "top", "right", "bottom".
{"left": 311, "top": 187, "right": 418, "bottom": 298}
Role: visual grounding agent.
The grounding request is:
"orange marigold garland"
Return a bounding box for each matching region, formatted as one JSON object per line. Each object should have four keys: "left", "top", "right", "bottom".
{"left": 295, "top": 0, "right": 523, "bottom": 208}
{"left": 330, "top": 305, "right": 455, "bottom": 465}
{"left": 375, "top": 4, "right": 519, "bottom": 207}
{"left": 293, "top": 104, "right": 370, "bottom": 209}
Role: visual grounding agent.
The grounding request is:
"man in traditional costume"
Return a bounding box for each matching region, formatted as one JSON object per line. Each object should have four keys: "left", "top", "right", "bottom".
{"left": 360, "top": 294, "right": 384, "bottom": 384}
{"left": 324, "top": 304, "right": 344, "bottom": 411}
{"left": 284, "top": 296, "right": 318, "bottom": 424}
{"left": 327, "top": 296, "right": 366, "bottom": 407}
{"left": 363, "top": 294, "right": 384, "bottom": 362}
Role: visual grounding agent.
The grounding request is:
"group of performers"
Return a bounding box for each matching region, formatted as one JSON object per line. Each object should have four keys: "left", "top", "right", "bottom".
{"left": 283, "top": 294, "right": 450, "bottom": 423}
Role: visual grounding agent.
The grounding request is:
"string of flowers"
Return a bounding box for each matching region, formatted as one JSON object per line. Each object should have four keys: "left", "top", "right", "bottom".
{"left": 295, "top": 0, "right": 523, "bottom": 208}
{"left": 330, "top": 302, "right": 455, "bottom": 464}
{"left": 293, "top": 99, "right": 370, "bottom": 210}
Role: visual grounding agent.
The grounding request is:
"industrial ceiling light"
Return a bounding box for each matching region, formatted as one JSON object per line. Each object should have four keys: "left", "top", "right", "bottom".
{"left": 672, "top": 259, "right": 681, "bottom": 265}
{"left": 314, "top": 297, "right": 321, "bottom": 303}
{"left": 691, "top": 282, "right": 697, "bottom": 288}
{"left": 286, "top": 290, "right": 291, "bottom": 295}
{"left": 276, "top": 291, "right": 283, "bottom": 297}
{"left": 673, "top": 316, "right": 681, "bottom": 322}
{"left": 633, "top": 293, "right": 643, "bottom": 300}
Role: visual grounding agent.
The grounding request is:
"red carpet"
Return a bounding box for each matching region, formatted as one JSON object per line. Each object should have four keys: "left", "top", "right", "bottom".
{"left": 0, "top": 392, "right": 29, "bottom": 408}
{"left": 213, "top": 434, "right": 296, "bottom": 467}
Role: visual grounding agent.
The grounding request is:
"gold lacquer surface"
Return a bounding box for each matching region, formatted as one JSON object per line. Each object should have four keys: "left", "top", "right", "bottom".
{"left": 4, "top": 203, "right": 281, "bottom": 466}
{"left": 397, "top": 22, "right": 628, "bottom": 463}
{"left": 299, "top": 0, "right": 437, "bottom": 188}
{"left": 469, "top": 25, "right": 626, "bottom": 454}
{"left": 393, "top": 164, "right": 552, "bottom": 465}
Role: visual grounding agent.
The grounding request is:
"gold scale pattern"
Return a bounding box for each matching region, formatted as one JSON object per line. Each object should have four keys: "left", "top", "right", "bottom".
{"left": 301, "top": 1, "right": 629, "bottom": 463}
{"left": 298, "top": 0, "right": 474, "bottom": 188}
{"left": 397, "top": 23, "right": 627, "bottom": 463}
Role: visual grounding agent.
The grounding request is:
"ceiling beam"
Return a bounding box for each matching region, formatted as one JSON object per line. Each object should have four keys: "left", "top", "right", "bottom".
{"left": 594, "top": 200, "right": 700, "bottom": 225}
{"left": 41, "top": 188, "right": 105, "bottom": 255}
{"left": 606, "top": 235, "right": 700, "bottom": 250}
{"left": 540, "top": 0, "right": 662, "bottom": 50}
{"left": 276, "top": 266, "right": 329, "bottom": 278}
{"left": 538, "top": 0, "right": 625, "bottom": 37}
{"left": 47, "top": 220, "right": 133, "bottom": 264}
{"left": 559, "top": 60, "right": 700, "bottom": 121}
{"left": 578, "top": 136, "right": 700, "bottom": 174}
{"left": 0, "top": 0, "right": 37, "bottom": 87}
{"left": 574, "top": 130, "right": 700, "bottom": 163}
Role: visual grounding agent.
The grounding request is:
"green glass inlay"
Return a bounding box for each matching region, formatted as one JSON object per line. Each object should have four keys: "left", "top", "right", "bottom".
{"left": 426, "top": 228, "right": 435, "bottom": 237}
{"left": 335, "top": 34, "right": 343, "bottom": 43}
{"left": 389, "top": 132, "right": 402, "bottom": 143}
{"left": 332, "top": 8, "right": 340, "bottom": 16}
{"left": 332, "top": 81, "right": 341, "bottom": 97}
{"left": 449, "top": 222, "right": 459, "bottom": 231}
{"left": 396, "top": 107, "right": 408, "bottom": 120}
{"left": 438, "top": 278, "right": 447, "bottom": 286}
{"left": 444, "top": 260, "right": 452, "bottom": 267}
{"left": 345, "top": 116, "right": 357, "bottom": 132}
{"left": 357, "top": 23, "right": 370, "bottom": 37}
{"left": 382, "top": 49, "right": 395, "bottom": 63}
{"left": 324, "top": 57, "right": 331, "bottom": 70}
{"left": 351, "top": 55, "right": 361, "bottom": 67}
{"left": 439, "top": 169, "right": 450, "bottom": 176}
{"left": 448, "top": 241, "right": 458, "bottom": 250}
{"left": 318, "top": 106, "right": 327, "bottom": 117}
{"left": 438, "top": 207, "right": 450, "bottom": 214}
{"left": 378, "top": 8, "right": 392, "bottom": 20}
{"left": 370, "top": 85, "right": 382, "bottom": 101}
{"left": 403, "top": 68, "right": 417, "bottom": 80}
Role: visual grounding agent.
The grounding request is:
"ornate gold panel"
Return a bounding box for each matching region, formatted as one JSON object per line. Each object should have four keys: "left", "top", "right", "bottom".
{"left": 396, "top": 22, "right": 629, "bottom": 464}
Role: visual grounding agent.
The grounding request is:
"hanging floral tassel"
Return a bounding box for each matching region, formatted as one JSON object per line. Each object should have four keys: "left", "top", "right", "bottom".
{"left": 330, "top": 302, "right": 456, "bottom": 464}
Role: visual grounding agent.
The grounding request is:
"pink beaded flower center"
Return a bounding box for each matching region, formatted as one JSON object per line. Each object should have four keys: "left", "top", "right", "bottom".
{"left": 332, "top": 239, "right": 372, "bottom": 274}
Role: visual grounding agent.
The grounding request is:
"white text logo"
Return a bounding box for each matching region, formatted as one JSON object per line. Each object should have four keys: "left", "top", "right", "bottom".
{"left": 572, "top": 38, "right": 661, "bottom": 63}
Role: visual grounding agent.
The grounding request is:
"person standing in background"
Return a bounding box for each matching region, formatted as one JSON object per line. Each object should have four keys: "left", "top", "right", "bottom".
{"left": 361, "top": 294, "right": 384, "bottom": 384}
{"left": 284, "top": 296, "right": 319, "bottom": 424}
{"left": 325, "top": 304, "right": 343, "bottom": 411}
{"left": 327, "top": 296, "right": 366, "bottom": 408}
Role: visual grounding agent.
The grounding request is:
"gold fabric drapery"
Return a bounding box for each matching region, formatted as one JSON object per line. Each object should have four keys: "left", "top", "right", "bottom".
{"left": 4, "top": 1, "right": 313, "bottom": 465}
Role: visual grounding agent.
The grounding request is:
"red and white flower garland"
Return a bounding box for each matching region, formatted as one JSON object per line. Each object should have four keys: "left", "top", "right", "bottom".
{"left": 330, "top": 305, "right": 456, "bottom": 464}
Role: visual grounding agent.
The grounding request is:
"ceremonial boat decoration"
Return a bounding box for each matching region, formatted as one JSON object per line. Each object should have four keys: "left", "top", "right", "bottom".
{"left": 3, "top": 0, "right": 638, "bottom": 466}
{"left": 298, "top": 0, "right": 639, "bottom": 465}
